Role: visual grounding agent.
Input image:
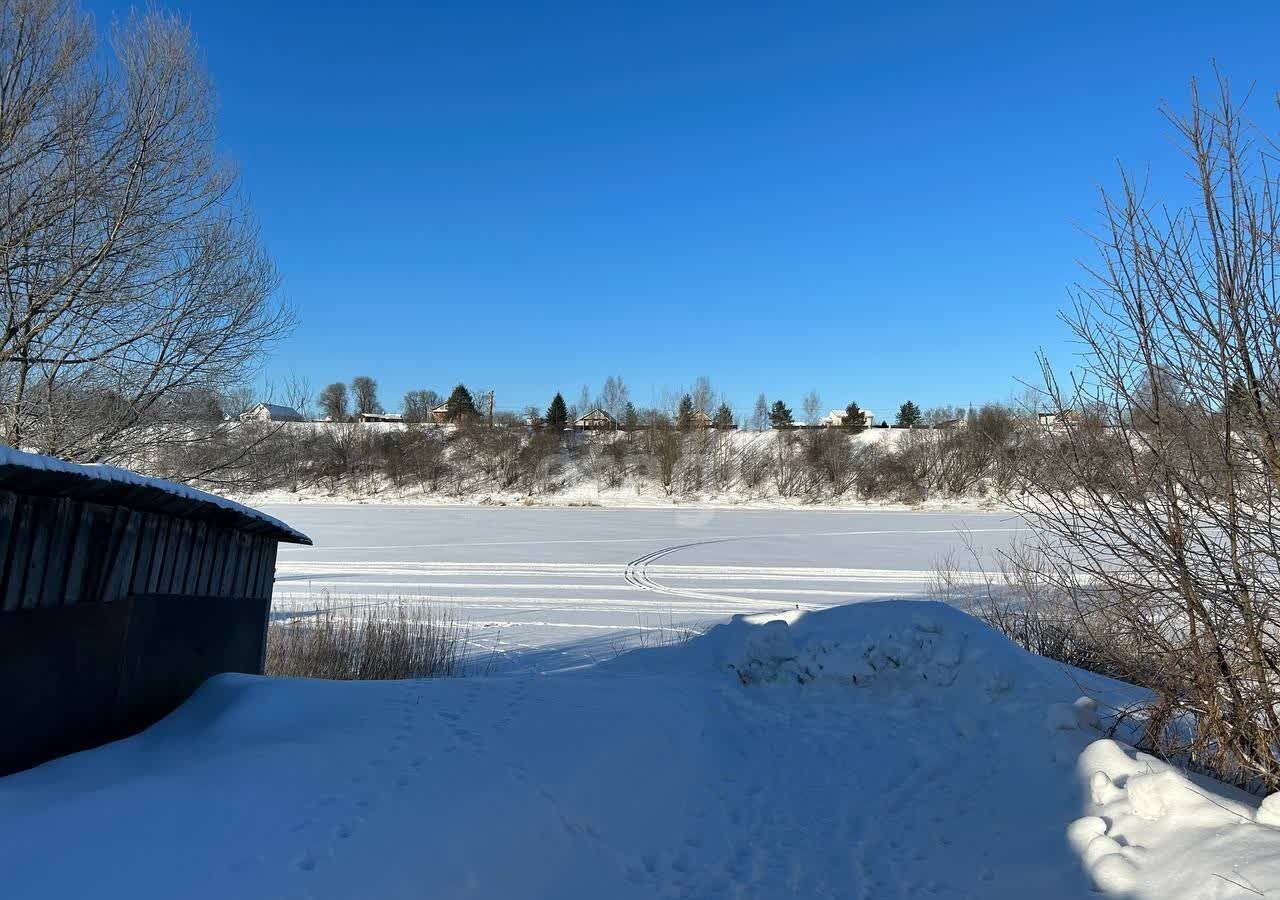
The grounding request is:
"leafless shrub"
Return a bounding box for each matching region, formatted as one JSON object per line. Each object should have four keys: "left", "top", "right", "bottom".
{"left": 266, "top": 598, "right": 464, "bottom": 680}
{"left": 707, "top": 431, "right": 739, "bottom": 491}
{"left": 1014, "top": 75, "right": 1280, "bottom": 791}
{"left": 649, "top": 430, "right": 682, "bottom": 495}
{"left": 804, "top": 429, "right": 857, "bottom": 497}
{"left": 519, "top": 431, "right": 561, "bottom": 493}
{"left": 770, "top": 432, "right": 811, "bottom": 498}
{"left": 931, "top": 540, "right": 1139, "bottom": 679}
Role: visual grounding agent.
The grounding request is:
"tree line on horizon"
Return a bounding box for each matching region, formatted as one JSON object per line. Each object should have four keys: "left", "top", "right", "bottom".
{"left": 304, "top": 373, "right": 942, "bottom": 432}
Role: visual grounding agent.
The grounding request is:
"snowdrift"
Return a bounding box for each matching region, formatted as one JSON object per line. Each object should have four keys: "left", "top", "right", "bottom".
{"left": 1, "top": 601, "right": 1277, "bottom": 899}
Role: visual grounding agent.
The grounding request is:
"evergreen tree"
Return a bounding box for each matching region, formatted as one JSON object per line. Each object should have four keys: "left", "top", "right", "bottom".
{"left": 677, "top": 394, "right": 695, "bottom": 431}
{"left": 713, "top": 402, "right": 734, "bottom": 429}
{"left": 546, "top": 392, "right": 568, "bottom": 429}
{"left": 895, "top": 400, "right": 922, "bottom": 428}
{"left": 445, "top": 383, "right": 479, "bottom": 422}
{"left": 1226, "top": 377, "right": 1254, "bottom": 423}
{"left": 843, "top": 401, "right": 867, "bottom": 431}
{"left": 769, "top": 400, "right": 793, "bottom": 428}
{"left": 623, "top": 401, "right": 640, "bottom": 431}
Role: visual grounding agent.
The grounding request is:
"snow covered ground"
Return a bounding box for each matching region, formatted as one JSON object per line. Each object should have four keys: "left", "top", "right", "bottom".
{"left": 264, "top": 505, "right": 1024, "bottom": 669}
{"left": 5, "top": 599, "right": 1276, "bottom": 899}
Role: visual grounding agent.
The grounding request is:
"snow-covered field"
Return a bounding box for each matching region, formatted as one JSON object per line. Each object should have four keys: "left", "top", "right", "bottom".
{"left": 5, "top": 599, "right": 1277, "bottom": 899}
{"left": 265, "top": 505, "right": 1023, "bottom": 669}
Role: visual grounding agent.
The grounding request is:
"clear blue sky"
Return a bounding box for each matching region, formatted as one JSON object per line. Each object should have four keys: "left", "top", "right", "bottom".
{"left": 87, "top": 1, "right": 1280, "bottom": 417}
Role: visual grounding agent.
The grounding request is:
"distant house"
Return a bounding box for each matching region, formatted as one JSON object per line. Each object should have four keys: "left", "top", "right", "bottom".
{"left": 575, "top": 408, "right": 618, "bottom": 431}
{"left": 820, "top": 409, "right": 875, "bottom": 429}
{"left": 358, "top": 412, "right": 403, "bottom": 424}
{"left": 933, "top": 418, "right": 967, "bottom": 430}
{"left": 430, "top": 403, "right": 450, "bottom": 425}
{"left": 687, "top": 410, "right": 714, "bottom": 429}
{"left": 239, "top": 402, "right": 304, "bottom": 423}
{"left": 1037, "top": 410, "right": 1081, "bottom": 428}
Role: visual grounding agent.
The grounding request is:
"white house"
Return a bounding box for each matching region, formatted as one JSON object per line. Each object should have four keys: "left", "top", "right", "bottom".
{"left": 239, "top": 402, "right": 304, "bottom": 423}
{"left": 821, "top": 408, "right": 874, "bottom": 428}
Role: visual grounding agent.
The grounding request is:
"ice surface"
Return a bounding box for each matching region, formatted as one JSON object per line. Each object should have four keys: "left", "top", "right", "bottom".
{"left": 265, "top": 504, "right": 1024, "bottom": 669}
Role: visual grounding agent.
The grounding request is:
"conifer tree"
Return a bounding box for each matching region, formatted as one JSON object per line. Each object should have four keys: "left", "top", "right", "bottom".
{"left": 546, "top": 392, "right": 569, "bottom": 429}
{"left": 713, "top": 402, "right": 734, "bottom": 429}
{"left": 895, "top": 400, "right": 922, "bottom": 428}
{"left": 677, "top": 394, "right": 695, "bottom": 431}
{"left": 769, "top": 401, "right": 793, "bottom": 428}
{"left": 1226, "top": 377, "right": 1254, "bottom": 424}
{"left": 445, "top": 384, "right": 479, "bottom": 422}
{"left": 844, "top": 401, "right": 867, "bottom": 431}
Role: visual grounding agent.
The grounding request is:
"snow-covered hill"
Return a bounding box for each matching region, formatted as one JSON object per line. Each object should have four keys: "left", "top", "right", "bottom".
{"left": 2, "top": 601, "right": 1274, "bottom": 899}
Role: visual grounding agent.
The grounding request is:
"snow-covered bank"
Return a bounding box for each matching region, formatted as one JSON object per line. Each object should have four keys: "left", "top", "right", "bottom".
{"left": 229, "top": 425, "right": 1011, "bottom": 514}
{"left": 2, "top": 601, "right": 1273, "bottom": 899}
{"left": 236, "top": 483, "right": 1005, "bottom": 514}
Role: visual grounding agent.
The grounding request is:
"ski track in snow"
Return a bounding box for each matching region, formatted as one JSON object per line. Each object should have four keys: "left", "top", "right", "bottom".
{"left": 265, "top": 507, "right": 1020, "bottom": 669}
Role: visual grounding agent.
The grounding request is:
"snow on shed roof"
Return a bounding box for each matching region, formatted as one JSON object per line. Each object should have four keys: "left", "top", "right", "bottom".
{"left": 0, "top": 447, "right": 311, "bottom": 545}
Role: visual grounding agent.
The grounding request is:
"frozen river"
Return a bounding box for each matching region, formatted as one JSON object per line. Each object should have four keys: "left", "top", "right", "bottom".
{"left": 264, "top": 504, "right": 1025, "bottom": 671}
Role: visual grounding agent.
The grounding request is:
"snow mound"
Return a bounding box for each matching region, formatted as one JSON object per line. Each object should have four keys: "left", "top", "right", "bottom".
{"left": 611, "top": 600, "right": 1055, "bottom": 697}
{"left": 722, "top": 612, "right": 969, "bottom": 689}
{"left": 1070, "top": 738, "right": 1276, "bottom": 897}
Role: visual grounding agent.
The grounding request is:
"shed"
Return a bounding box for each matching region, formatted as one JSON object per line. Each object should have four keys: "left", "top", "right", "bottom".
{"left": 0, "top": 447, "right": 310, "bottom": 775}
{"left": 358, "top": 412, "right": 404, "bottom": 423}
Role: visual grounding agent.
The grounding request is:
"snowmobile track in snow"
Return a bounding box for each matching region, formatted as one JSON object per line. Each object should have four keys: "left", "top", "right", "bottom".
{"left": 622, "top": 538, "right": 794, "bottom": 611}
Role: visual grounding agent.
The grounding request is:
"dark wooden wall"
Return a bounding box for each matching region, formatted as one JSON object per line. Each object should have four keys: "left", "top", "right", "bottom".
{"left": 0, "top": 490, "right": 282, "bottom": 775}
{"left": 0, "top": 491, "right": 278, "bottom": 612}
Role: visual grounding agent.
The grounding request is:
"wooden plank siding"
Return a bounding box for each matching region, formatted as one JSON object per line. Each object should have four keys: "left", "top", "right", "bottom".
{"left": 0, "top": 463, "right": 302, "bottom": 776}
{"left": 0, "top": 491, "right": 282, "bottom": 609}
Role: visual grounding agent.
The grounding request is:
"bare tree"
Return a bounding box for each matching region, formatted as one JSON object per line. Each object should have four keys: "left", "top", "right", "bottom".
{"left": 802, "top": 390, "right": 822, "bottom": 425}
{"left": 599, "top": 375, "right": 630, "bottom": 421}
{"left": 1017, "top": 75, "right": 1280, "bottom": 790}
{"left": 690, "top": 376, "right": 715, "bottom": 415}
{"left": 403, "top": 389, "right": 441, "bottom": 424}
{"left": 351, "top": 376, "right": 381, "bottom": 416}
{"left": 0, "top": 3, "right": 293, "bottom": 469}
{"left": 318, "top": 382, "right": 349, "bottom": 422}
{"left": 281, "top": 374, "right": 314, "bottom": 420}
{"left": 752, "top": 393, "right": 769, "bottom": 431}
